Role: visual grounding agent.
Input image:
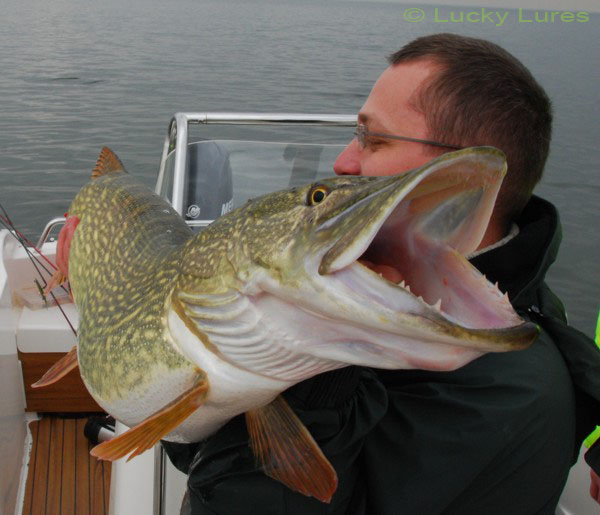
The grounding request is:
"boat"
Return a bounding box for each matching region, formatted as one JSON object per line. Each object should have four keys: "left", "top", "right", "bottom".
{"left": 0, "top": 112, "right": 595, "bottom": 514}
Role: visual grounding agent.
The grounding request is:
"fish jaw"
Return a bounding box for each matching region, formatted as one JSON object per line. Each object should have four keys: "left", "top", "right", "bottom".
{"left": 247, "top": 293, "right": 488, "bottom": 372}
{"left": 247, "top": 147, "right": 538, "bottom": 367}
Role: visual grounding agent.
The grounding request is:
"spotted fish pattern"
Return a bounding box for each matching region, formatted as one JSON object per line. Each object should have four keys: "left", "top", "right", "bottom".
{"left": 68, "top": 172, "right": 196, "bottom": 401}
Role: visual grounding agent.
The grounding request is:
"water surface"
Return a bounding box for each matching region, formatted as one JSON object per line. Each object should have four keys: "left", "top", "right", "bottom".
{"left": 1, "top": 0, "right": 598, "bottom": 336}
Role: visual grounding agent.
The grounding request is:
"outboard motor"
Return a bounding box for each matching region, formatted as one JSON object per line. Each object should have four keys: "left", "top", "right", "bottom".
{"left": 184, "top": 141, "right": 234, "bottom": 222}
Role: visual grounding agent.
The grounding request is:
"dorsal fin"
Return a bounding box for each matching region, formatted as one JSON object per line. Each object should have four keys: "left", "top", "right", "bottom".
{"left": 91, "top": 147, "right": 126, "bottom": 179}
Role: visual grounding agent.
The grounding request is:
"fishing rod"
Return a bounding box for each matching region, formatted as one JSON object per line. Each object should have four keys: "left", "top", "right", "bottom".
{"left": 0, "top": 202, "right": 77, "bottom": 337}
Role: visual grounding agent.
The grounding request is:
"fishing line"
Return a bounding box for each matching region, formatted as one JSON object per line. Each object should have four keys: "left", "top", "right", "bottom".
{"left": 0, "top": 205, "right": 57, "bottom": 271}
{"left": 0, "top": 202, "right": 77, "bottom": 336}
{"left": 0, "top": 212, "right": 56, "bottom": 291}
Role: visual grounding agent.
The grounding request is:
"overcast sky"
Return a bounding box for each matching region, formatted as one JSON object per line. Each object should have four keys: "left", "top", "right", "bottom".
{"left": 349, "top": 1, "right": 599, "bottom": 12}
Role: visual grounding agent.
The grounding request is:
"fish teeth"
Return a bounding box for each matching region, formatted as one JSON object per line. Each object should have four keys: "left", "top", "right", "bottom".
{"left": 433, "top": 299, "right": 442, "bottom": 311}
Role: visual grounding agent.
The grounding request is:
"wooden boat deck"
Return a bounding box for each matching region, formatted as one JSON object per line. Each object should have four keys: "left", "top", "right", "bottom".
{"left": 22, "top": 417, "right": 111, "bottom": 515}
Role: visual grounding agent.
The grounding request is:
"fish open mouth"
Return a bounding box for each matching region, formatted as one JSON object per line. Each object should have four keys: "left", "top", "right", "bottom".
{"left": 318, "top": 147, "right": 530, "bottom": 334}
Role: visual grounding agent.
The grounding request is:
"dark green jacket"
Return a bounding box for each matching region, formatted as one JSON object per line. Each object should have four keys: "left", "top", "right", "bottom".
{"left": 164, "top": 195, "right": 600, "bottom": 514}
{"left": 477, "top": 196, "right": 600, "bottom": 466}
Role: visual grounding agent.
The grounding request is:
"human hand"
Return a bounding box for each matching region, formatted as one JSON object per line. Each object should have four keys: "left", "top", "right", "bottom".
{"left": 590, "top": 468, "right": 600, "bottom": 504}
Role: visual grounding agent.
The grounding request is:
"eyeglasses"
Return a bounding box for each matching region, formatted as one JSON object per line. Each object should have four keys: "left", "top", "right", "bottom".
{"left": 354, "top": 124, "right": 463, "bottom": 150}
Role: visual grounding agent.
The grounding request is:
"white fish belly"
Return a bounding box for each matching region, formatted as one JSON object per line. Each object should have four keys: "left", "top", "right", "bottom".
{"left": 86, "top": 310, "right": 294, "bottom": 444}
{"left": 84, "top": 364, "right": 199, "bottom": 438}
{"left": 161, "top": 309, "right": 293, "bottom": 442}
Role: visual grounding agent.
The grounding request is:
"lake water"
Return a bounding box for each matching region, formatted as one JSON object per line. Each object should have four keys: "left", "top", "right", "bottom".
{"left": 0, "top": 0, "right": 598, "bottom": 337}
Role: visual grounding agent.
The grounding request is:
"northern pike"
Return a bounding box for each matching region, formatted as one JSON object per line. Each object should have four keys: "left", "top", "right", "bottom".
{"left": 37, "top": 146, "right": 537, "bottom": 502}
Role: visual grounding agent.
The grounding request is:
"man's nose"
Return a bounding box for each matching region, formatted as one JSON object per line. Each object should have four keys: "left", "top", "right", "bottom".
{"left": 333, "top": 139, "right": 361, "bottom": 175}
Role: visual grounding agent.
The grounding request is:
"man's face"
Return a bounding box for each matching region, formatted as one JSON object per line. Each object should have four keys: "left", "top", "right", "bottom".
{"left": 334, "top": 59, "right": 441, "bottom": 177}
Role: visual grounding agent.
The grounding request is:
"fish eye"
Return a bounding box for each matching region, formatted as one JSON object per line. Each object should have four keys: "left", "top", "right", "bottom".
{"left": 307, "top": 185, "right": 330, "bottom": 206}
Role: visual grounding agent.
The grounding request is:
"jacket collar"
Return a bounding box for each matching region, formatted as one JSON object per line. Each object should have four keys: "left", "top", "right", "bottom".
{"left": 469, "top": 195, "right": 562, "bottom": 310}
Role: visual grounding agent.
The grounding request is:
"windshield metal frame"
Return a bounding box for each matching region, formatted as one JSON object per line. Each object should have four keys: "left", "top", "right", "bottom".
{"left": 155, "top": 113, "right": 356, "bottom": 217}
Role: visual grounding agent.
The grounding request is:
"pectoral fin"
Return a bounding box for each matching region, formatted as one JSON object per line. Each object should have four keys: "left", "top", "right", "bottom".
{"left": 31, "top": 346, "right": 79, "bottom": 388}
{"left": 245, "top": 395, "right": 338, "bottom": 503}
{"left": 91, "top": 374, "right": 209, "bottom": 462}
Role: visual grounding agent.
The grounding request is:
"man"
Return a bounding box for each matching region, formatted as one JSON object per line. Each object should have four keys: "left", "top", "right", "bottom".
{"left": 164, "top": 34, "right": 600, "bottom": 514}
{"left": 333, "top": 33, "right": 600, "bottom": 514}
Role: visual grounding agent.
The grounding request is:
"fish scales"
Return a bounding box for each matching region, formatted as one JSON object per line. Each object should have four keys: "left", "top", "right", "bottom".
{"left": 68, "top": 173, "right": 195, "bottom": 401}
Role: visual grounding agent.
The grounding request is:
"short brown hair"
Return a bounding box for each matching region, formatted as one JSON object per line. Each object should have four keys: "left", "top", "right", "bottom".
{"left": 389, "top": 33, "right": 552, "bottom": 222}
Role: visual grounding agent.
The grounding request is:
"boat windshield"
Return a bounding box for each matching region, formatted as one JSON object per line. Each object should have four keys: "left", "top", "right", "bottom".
{"left": 158, "top": 139, "right": 346, "bottom": 230}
